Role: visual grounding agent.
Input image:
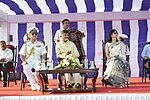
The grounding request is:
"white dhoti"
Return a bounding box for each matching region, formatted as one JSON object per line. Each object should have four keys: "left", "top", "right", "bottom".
{"left": 65, "top": 73, "right": 80, "bottom": 84}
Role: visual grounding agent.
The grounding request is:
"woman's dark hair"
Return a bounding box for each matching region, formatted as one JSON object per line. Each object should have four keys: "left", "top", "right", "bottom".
{"left": 106, "top": 29, "right": 118, "bottom": 43}
{"left": 62, "top": 19, "right": 69, "bottom": 24}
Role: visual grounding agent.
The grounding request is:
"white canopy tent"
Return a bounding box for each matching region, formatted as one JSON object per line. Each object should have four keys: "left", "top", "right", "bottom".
{"left": 0, "top": 0, "right": 150, "bottom": 77}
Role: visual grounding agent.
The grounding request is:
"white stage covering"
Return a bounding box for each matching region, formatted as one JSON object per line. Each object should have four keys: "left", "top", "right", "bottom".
{"left": 1, "top": 94, "right": 150, "bottom": 100}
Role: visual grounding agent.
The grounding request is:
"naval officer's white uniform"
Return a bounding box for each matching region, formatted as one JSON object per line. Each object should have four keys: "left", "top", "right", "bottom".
{"left": 19, "top": 40, "right": 47, "bottom": 91}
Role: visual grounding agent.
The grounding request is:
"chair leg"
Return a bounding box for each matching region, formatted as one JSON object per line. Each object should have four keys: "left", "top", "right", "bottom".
{"left": 20, "top": 72, "right": 27, "bottom": 91}
{"left": 102, "top": 82, "right": 104, "bottom": 86}
{"left": 7, "top": 72, "right": 17, "bottom": 87}
{"left": 13, "top": 71, "right": 17, "bottom": 85}
{"left": 23, "top": 73, "right": 26, "bottom": 88}
{"left": 105, "top": 83, "right": 107, "bottom": 88}
{"left": 64, "top": 79, "right": 67, "bottom": 88}
{"left": 101, "top": 77, "right": 105, "bottom": 86}
{"left": 148, "top": 67, "right": 150, "bottom": 80}
{"left": 46, "top": 74, "right": 49, "bottom": 84}
{"left": 144, "top": 69, "right": 146, "bottom": 83}
{"left": 58, "top": 74, "right": 63, "bottom": 88}
{"left": 127, "top": 82, "right": 129, "bottom": 88}
{"left": 82, "top": 73, "right": 87, "bottom": 89}
{"left": 142, "top": 66, "right": 144, "bottom": 83}
{"left": 20, "top": 73, "right": 23, "bottom": 91}
{"left": 8, "top": 73, "right": 10, "bottom": 87}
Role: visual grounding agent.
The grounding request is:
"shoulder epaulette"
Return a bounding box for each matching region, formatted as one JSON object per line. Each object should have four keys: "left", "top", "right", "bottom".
{"left": 37, "top": 40, "right": 43, "bottom": 43}
{"left": 24, "top": 41, "right": 29, "bottom": 44}
{"left": 37, "top": 40, "right": 45, "bottom": 45}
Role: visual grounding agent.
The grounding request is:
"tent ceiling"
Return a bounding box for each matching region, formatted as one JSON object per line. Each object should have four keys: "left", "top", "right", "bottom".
{"left": 0, "top": 10, "right": 8, "bottom": 22}
{"left": 0, "top": 0, "right": 149, "bottom": 15}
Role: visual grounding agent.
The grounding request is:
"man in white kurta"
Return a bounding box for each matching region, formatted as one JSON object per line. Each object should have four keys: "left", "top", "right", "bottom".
{"left": 0, "top": 41, "right": 13, "bottom": 87}
{"left": 19, "top": 27, "right": 47, "bottom": 91}
{"left": 56, "top": 30, "right": 81, "bottom": 88}
{"left": 54, "top": 19, "right": 69, "bottom": 43}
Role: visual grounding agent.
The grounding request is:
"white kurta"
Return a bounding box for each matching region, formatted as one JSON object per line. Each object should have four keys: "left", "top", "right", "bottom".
{"left": 54, "top": 28, "right": 69, "bottom": 42}
{"left": 55, "top": 40, "right": 80, "bottom": 84}
{"left": 0, "top": 48, "right": 13, "bottom": 63}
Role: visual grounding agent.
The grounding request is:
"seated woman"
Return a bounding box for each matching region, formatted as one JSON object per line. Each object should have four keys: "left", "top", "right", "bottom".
{"left": 102, "top": 29, "right": 130, "bottom": 88}
{"left": 55, "top": 30, "right": 81, "bottom": 88}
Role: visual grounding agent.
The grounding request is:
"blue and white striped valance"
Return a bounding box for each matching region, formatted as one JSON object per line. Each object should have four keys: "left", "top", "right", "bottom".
{"left": 0, "top": 0, "right": 149, "bottom": 15}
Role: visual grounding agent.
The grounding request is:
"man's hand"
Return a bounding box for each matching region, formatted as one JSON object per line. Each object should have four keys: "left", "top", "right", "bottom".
{"left": 66, "top": 50, "right": 71, "bottom": 55}
{"left": 38, "top": 61, "right": 42, "bottom": 69}
{"left": 106, "top": 56, "right": 111, "bottom": 59}
{"left": 22, "top": 61, "right": 27, "bottom": 65}
{"left": 0, "top": 58, "right": 6, "bottom": 62}
{"left": 144, "top": 56, "right": 149, "bottom": 60}
{"left": 38, "top": 61, "right": 42, "bottom": 66}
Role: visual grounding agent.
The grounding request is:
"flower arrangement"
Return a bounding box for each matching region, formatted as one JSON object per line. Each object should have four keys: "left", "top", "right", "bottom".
{"left": 54, "top": 57, "right": 83, "bottom": 70}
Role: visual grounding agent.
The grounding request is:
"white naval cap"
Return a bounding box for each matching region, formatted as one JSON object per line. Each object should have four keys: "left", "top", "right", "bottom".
{"left": 27, "top": 26, "right": 39, "bottom": 34}
{"left": 118, "top": 34, "right": 128, "bottom": 39}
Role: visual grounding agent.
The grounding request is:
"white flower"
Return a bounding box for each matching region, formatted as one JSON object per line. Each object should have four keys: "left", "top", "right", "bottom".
{"left": 54, "top": 57, "right": 82, "bottom": 70}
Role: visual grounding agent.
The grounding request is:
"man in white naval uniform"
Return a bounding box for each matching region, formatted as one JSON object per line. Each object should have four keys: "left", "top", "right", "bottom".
{"left": 19, "top": 27, "right": 47, "bottom": 91}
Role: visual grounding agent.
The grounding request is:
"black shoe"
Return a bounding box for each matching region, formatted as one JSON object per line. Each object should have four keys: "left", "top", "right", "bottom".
{"left": 83, "top": 84, "right": 87, "bottom": 89}
{"left": 66, "top": 84, "right": 73, "bottom": 88}
{"left": 101, "top": 79, "right": 114, "bottom": 86}
{"left": 45, "top": 84, "right": 48, "bottom": 89}
{"left": 58, "top": 83, "right": 62, "bottom": 88}
{"left": 3, "top": 82, "right": 7, "bottom": 87}
{"left": 75, "top": 83, "right": 81, "bottom": 88}
{"left": 71, "top": 83, "right": 75, "bottom": 86}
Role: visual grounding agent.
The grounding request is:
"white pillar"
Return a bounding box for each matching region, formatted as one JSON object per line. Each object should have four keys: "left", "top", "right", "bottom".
{"left": 0, "top": 22, "right": 9, "bottom": 44}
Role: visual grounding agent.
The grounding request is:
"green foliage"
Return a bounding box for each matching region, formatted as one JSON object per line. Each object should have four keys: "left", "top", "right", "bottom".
{"left": 54, "top": 57, "right": 82, "bottom": 70}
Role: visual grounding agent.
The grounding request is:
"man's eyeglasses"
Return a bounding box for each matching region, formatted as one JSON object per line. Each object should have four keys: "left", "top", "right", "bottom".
{"left": 32, "top": 33, "right": 38, "bottom": 35}
{"left": 30, "top": 29, "right": 38, "bottom": 35}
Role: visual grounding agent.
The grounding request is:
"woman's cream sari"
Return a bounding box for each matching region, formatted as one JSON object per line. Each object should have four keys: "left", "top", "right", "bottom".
{"left": 103, "top": 41, "right": 130, "bottom": 87}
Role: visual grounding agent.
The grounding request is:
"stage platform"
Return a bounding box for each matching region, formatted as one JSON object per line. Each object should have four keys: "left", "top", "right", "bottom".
{"left": 0, "top": 78, "right": 150, "bottom": 100}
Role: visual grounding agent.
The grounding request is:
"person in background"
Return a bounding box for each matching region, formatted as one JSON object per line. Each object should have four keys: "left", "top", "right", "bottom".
{"left": 23, "top": 33, "right": 30, "bottom": 42}
{"left": 118, "top": 34, "right": 130, "bottom": 61}
{"left": 0, "top": 41, "right": 13, "bottom": 87}
{"left": 118, "top": 34, "right": 130, "bottom": 84}
{"left": 141, "top": 42, "right": 150, "bottom": 79}
{"left": 19, "top": 27, "right": 47, "bottom": 91}
{"left": 54, "top": 19, "right": 69, "bottom": 43}
{"left": 102, "top": 29, "right": 129, "bottom": 88}
{"left": 55, "top": 30, "right": 81, "bottom": 88}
